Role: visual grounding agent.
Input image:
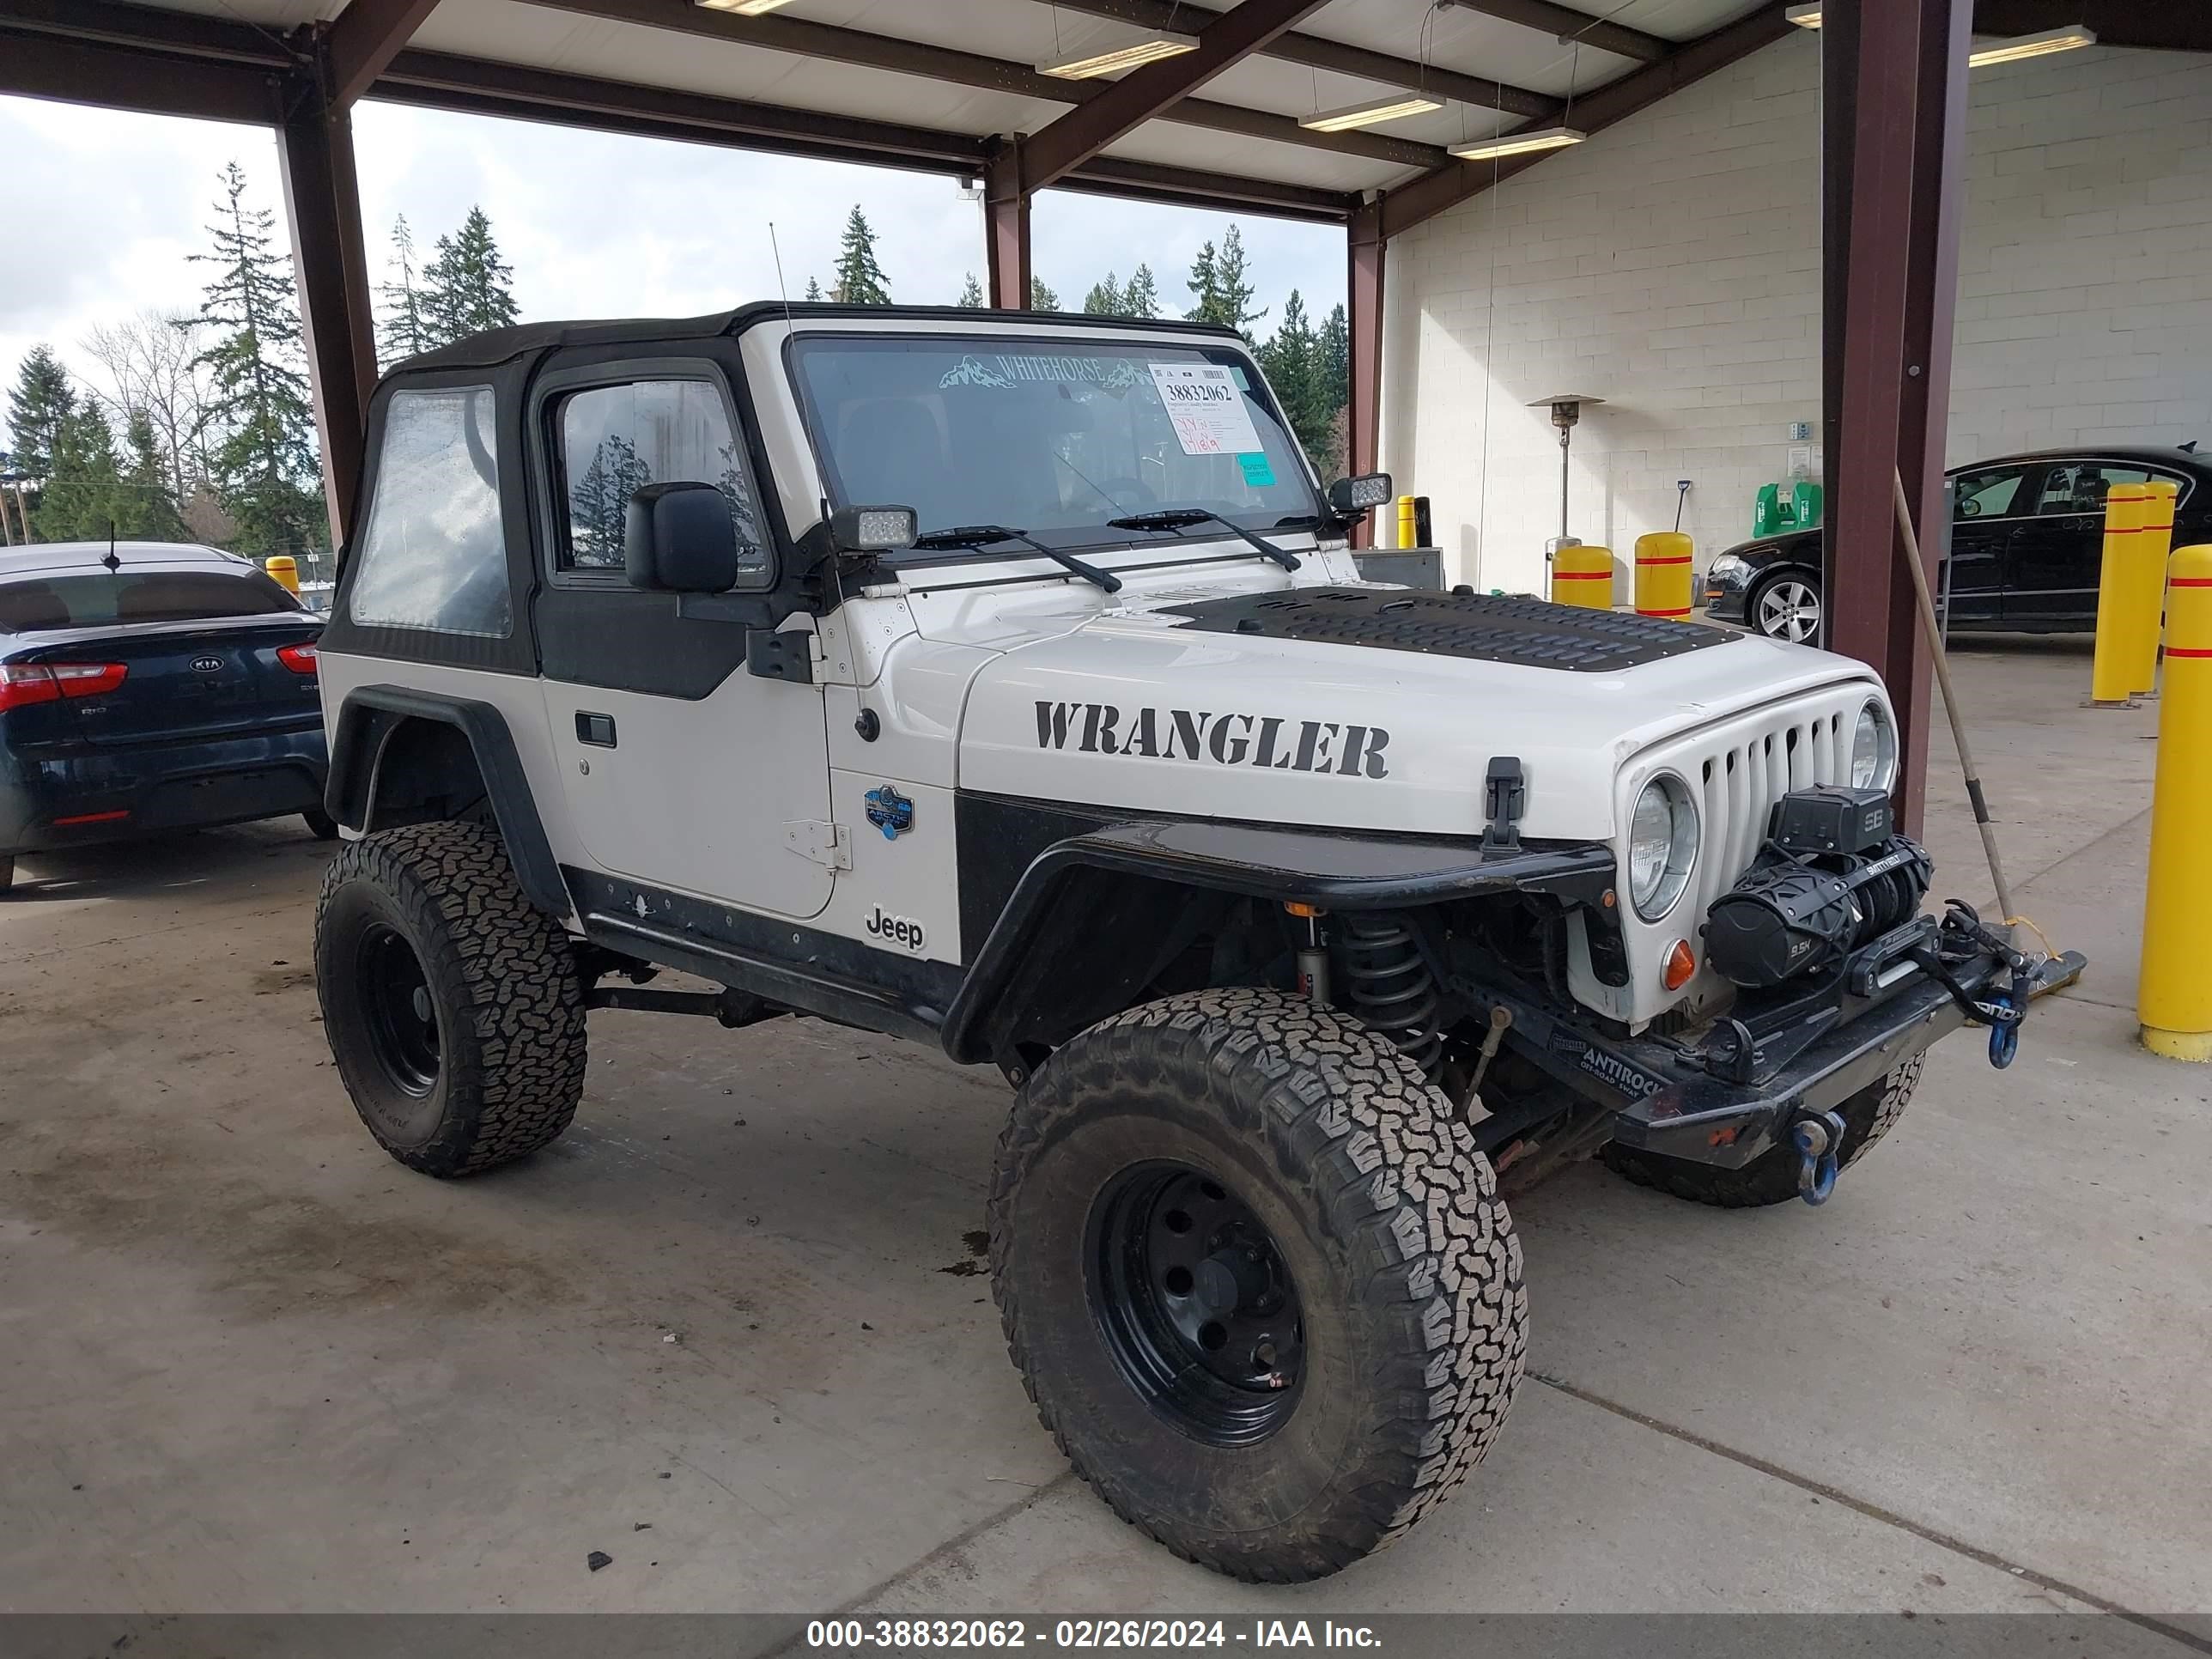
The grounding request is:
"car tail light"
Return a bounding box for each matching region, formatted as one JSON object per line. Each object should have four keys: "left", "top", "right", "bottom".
{"left": 277, "top": 641, "right": 319, "bottom": 675}
{"left": 0, "top": 664, "right": 61, "bottom": 713}
{"left": 51, "top": 661, "right": 129, "bottom": 698}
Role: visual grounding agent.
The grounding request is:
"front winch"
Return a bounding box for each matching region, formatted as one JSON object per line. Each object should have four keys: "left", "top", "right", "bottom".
{"left": 1704, "top": 786, "right": 1932, "bottom": 988}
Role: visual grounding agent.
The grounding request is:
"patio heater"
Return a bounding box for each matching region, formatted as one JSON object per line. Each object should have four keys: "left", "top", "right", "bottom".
{"left": 1528, "top": 392, "right": 1604, "bottom": 553}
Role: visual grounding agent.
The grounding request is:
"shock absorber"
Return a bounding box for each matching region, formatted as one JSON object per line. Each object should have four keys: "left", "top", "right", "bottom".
{"left": 1337, "top": 914, "right": 1443, "bottom": 1078}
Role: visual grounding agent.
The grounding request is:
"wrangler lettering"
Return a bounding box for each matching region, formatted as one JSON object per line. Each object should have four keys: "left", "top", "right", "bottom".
{"left": 1034, "top": 702, "right": 1391, "bottom": 780}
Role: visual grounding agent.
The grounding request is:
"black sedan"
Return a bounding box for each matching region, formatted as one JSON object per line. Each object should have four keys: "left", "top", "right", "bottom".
{"left": 1705, "top": 445, "right": 2212, "bottom": 641}
{"left": 0, "top": 541, "right": 331, "bottom": 893}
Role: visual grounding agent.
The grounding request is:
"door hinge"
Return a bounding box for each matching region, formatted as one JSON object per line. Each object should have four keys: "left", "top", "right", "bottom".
{"left": 782, "top": 819, "right": 852, "bottom": 870}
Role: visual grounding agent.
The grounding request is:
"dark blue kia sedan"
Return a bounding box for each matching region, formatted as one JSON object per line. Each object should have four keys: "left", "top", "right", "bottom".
{"left": 0, "top": 541, "right": 331, "bottom": 893}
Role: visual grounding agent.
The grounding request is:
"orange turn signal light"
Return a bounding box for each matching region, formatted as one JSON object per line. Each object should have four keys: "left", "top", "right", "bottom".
{"left": 1662, "top": 939, "right": 1697, "bottom": 990}
{"left": 1284, "top": 902, "right": 1325, "bottom": 919}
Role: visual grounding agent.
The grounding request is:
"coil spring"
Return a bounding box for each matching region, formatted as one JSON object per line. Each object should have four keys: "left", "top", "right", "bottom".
{"left": 1338, "top": 915, "right": 1443, "bottom": 1078}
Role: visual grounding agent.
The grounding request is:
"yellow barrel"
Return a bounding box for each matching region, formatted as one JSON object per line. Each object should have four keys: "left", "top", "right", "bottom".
{"left": 1634, "top": 532, "right": 1694, "bottom": 619}
{"left": 2130, "top": 479, "right": 2179, "bottom": 696}
{"left": 1396, "top": 495, "right": 1417, "bottom": 550}
{"left": 264, "top": 555, "right": 301, "bottom": 595}
{"left": 1551, "top": 544, "right": 1613, "bottom": 609}
{"left": 2090, "top": 484, "right": 2150, "bottom": 704}
{"left": 2139, "top": 542, "right": 2212, "bottom": 1060}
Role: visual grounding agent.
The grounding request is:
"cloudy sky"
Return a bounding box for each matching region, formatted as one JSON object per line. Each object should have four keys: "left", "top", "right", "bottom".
{"left": 0, "top": 91, "right": 1346, "bottom": 433}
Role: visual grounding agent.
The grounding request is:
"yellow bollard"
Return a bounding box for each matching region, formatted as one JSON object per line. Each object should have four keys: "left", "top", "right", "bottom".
{"left": 2139, "top": 542, "right": 2212, "bottom": 1060}
{"left": 2089, "top": 484, "right": 2152, "bottom": 705}
{"left": 1633, "top": 532, "right": 1694, "bottom": 619}
{"left": 264, "top": 555, "right": 301, "bottom": 596}
{"left": 2130, "top": 479, "right": 2178, "bottom": 696}
{"left": 1395, "top": 495, "right": 1418, "bottom": 550}
{"left": 1551, "top": 544, "right": 1613, "bottom": 609}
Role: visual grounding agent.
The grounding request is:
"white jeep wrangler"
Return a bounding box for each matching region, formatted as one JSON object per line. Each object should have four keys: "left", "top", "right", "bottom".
{"left": 312, "top": 303, "right": 2037, "bottom": 1583}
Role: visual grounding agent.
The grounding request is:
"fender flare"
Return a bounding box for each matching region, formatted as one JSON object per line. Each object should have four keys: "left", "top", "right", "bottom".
{"left": 939, "top": 817, "right": 1614, "bottom": 1066}
{"left": 325, "top": 685, "right": 571, "bottom": 921}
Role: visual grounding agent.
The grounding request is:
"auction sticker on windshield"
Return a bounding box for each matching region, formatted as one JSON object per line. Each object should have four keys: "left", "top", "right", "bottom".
{"left": 1148, "top": 362, "right": 1263, "bottom": 457}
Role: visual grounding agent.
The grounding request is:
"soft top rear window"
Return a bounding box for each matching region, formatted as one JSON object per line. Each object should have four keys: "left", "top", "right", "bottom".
{"left": 0, "top": 568, "right": 300, "bottom": 633}
{"left": 787, "top": 332, "right": 1322, "bottom": 556}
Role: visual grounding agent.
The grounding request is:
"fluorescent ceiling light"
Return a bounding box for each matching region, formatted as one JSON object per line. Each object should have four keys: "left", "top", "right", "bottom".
{"left": 1968, "top": 24, "right": 2095, "bottom": 65}
{"left": 1037, "top": 32, "right": 1198, "bottom": 79}
{"left": 693, "top": 0, "right": 797, "bottom": 13}
{"left": 1784, "top": 3, "right": 1821, "bottom": 26}
{"left": 1299, "top": 92, "right": 1444, "bottom": 133}
{"left": 1450, "top": 125, "right": 1585, "bottom": 162}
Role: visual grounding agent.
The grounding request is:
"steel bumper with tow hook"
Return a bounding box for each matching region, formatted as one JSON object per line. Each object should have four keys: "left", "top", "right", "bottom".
{"left": 1465, "top": 930, "right": 2087, "bottom": 1182}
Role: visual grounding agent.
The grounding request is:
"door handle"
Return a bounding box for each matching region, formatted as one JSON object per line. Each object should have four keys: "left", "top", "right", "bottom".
{"left": 575, "top": 711, "right": 617, "bottom": 748}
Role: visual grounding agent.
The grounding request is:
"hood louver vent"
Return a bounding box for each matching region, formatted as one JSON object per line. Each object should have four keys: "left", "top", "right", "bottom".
{"left": 1164, "top": 587, "right": 1737, "bottom": 672}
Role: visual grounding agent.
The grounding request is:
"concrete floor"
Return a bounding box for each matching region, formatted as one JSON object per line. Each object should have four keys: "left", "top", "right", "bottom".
{"left": 1, "top": 637, "right": 2207, "bottom": 1632}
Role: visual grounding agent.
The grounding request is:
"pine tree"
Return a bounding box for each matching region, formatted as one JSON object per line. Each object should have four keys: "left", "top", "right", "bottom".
{"left": 805, "top": 276, "right": 823, "bottom": 302}
{"left": 375, "top": 215, "right": 432, "bottom": 367}
{"left": 568, "top": 435, "right": 652, "bottom": 568}
{"left": 1185, "top": 240, "right": 1218, "bottom": 324}
{"left": 33, "top": 404, "right": 127, "bottom": 543}
{"left": 1188, "top": 225, "right": 1264, "bottom": 334}
{"left": 5, "top": 345, "right": 76, "bottom": 485}
{"left": 957, "top": 272, "right": 984, "bottom": 308}
{"left": 833, "top": 207, "right": 891, "bottom": 305}
{"left": 1318, "top": 301, "right": 1349, "bottom": 416}
{"left": 1258, "top": 290, "right": 1331, "bottom": 458}
{"left": 423, "top": 206, "right": 520, "bottom": 345}
{"left": 1083, "top": 273, "right": 1123, "bottom": 316}
{"left": 118, "top": 409, "right": 189, "bottom": 540}
{"left": 1121, "top": 264, "right": 1160, "bottom": 319}
{"left": 1030, "top": 276, "right": 1059, "bottom": 312}
{"left": 190, "top": 161, "right": 320, "bottom": 556}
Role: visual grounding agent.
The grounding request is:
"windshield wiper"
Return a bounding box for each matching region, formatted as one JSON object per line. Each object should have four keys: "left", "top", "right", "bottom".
{"left": 909, "top": 524, "right": 1122, "bottom": 593}
{"left": 1106, "top": 508, "right": 1301, "bottom": 573}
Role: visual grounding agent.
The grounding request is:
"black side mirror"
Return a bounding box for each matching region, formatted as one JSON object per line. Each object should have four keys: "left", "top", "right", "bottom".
{"left": 626, "top": 482, "right": 738, "bottom": 593}
{"left": 1328, "top": 472, "right": 1395, "bottom": 517}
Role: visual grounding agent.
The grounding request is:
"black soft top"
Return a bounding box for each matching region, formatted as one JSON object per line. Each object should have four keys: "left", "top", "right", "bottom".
{"left": 392, "top": 301, "right": 1248, "bottom": 374}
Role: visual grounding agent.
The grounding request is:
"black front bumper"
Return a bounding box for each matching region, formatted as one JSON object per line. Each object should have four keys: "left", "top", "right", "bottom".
{"left": 1468, "top": 935, "right": 2080, "bottom": 1172}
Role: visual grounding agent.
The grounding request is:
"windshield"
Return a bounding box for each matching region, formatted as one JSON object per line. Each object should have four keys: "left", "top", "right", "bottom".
{"left": 787, "top": 333, "right": 1322, "bottom": 555}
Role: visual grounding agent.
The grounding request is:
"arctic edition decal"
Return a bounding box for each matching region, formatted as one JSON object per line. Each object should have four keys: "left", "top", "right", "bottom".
{"left": 1035, "top": 702, "right": 1391, "bottom": 780}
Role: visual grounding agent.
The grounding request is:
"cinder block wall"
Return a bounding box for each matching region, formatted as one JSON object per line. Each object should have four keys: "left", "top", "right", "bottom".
{"left": 1379, "top": 32, "right": 2212, "bottom": 594}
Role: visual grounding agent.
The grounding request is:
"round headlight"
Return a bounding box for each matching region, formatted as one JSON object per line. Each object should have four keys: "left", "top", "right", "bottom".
{"left": 1628, "top": 774, "right": 1699, "bottom": 921}
{"left": 1851, "top": 700, "right": 1898, "bottom": 790}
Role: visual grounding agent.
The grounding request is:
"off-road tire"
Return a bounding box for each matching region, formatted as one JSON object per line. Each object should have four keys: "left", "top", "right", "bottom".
{"left": 1599, "top": 1054, "right": 1923, "bottom": 1208}
{"left": 302, "top": 807, "right": 339, "bottom": 841}
{"left": 315, "top": 820, "right": 586, "bottom": 1177}
{"left": 988, "top": 987, "right": 1527, "bottom": 1582}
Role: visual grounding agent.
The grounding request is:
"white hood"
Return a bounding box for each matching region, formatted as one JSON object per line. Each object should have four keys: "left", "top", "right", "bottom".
{"left": 957, "top": 592, "right": 1880, "bottom": 841}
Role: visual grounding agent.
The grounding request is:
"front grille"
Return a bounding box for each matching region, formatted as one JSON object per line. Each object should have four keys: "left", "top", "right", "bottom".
{"left": 1686, "top": 695, "right": 1860, "bottom": 920}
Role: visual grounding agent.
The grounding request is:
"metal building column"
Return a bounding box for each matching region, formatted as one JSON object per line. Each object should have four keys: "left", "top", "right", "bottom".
{"left": 1820, "top": 0, "right": 1970, "bottom": 833}
{"left": 1346, "top": 198, "right": 1385, "bottom": 548}
{"left": 277, "top": 78, "right": 378, "bottom": 548}
{"left": 984, "top": 139, "right": 1032, "bottom": 309}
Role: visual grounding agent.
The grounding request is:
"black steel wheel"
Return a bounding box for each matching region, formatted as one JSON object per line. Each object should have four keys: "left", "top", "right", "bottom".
{"left": 990, "top": 988, "right": 1526, "bottom": 1582}
{"left": 316, "top": 821, "right": 586, "bottom": 1177}
{"left": 1088, "top": 1162, "right": 1305, "bottom": 1448}
{"left": 356, "top": 921, "right": 441, "bottom": 1097}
